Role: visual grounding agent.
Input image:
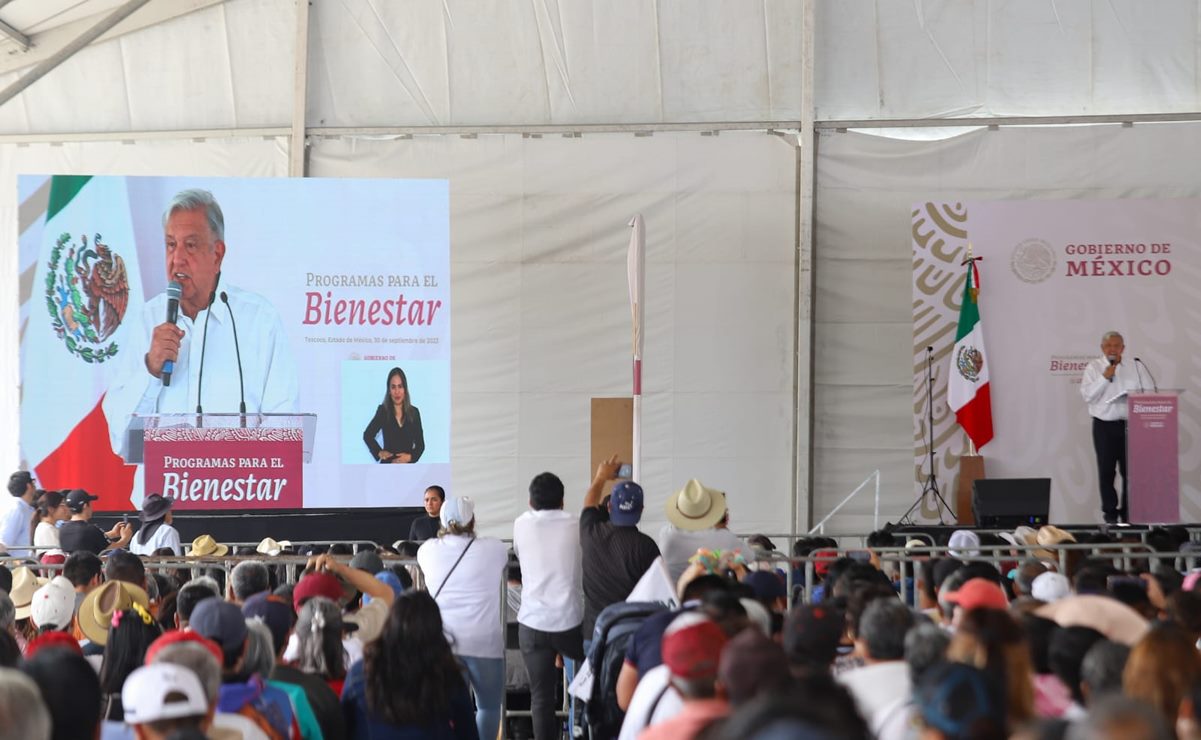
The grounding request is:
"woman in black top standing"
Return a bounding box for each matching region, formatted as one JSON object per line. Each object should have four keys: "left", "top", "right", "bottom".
{"left": 363, "top": 366, "right": 425, "bottom": 463}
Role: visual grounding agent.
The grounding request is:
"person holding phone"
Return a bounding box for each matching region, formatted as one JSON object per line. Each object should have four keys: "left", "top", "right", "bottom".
{"left": 58, "top": 489, "right": 132, "bottom": 555}
{"left": 362, "top": 367, "right": 425, "bottom": 464}
{"left": 579, "top": 454, "right": 660, "bottom": 637}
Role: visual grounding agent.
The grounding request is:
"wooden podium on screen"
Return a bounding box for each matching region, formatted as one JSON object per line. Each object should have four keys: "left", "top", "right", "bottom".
{"left": 1126, "top": 391, "right": 1182, "bottom": 524}
{"left": 122, "top": 413, "right": 316, "bottom": 510}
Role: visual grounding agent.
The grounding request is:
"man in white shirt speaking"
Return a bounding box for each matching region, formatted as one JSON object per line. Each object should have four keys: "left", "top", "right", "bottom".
{"left": 513, "top": 471, "right": 585, "bottom": 740}
{"left": 105, "top": 188, "right": 300, "bottom": 457}
{"left": 1079, "top": 331, "right": 1140, "bottom": 524}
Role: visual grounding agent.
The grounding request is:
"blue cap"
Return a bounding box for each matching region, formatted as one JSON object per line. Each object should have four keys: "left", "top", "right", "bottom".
{"left": 917, "top": 662, "right": 1004, "bottom": 739}
{"left": 363, "top": 571, "right": 405, "bottom": 605}
{"left": 190, "top": 598, "right": 248, "bottom": 653}
{"left": 609, "top": 481, "right": 644, "bottom": 526}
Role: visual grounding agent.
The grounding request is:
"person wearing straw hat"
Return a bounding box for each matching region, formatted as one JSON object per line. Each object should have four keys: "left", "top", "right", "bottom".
{"left": 10, "top": 566, "right": 48, "bottom": 646}
{"left": 187, "top": 534, "right": 229, "bottom": 558}
{"left": 658, "top": 480, "right": 747, "bottom": 585}
{"left": 130, "top": 494, "right": 181, "bottom": 556}
{"left": 77, "top": 579, "right": 151, "bottom": 653}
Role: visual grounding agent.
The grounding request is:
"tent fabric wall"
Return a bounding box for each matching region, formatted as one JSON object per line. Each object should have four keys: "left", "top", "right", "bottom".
{"left": 817, "top": 0, "right": 1201, "bottom": 122}
{"left": 309, "top": 132, "right": 797, "bottom": 538}
{"left": 308, "top": 0, "right": 803, "bottom": 127}
{"left": 813, "top": 121, "right": 1201, "bottom": 532}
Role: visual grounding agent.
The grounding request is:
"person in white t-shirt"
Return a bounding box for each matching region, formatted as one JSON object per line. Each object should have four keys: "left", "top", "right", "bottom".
{"left": 658, "top": 480, "right": 747, "bottom": 586}
{"left": 417, "top": 496, "right": 508, "bottom": 740}
{"left": 130, "top": 494, "right": 182, "bottom": 556}
{"left": 513, "top": 472, "right": 585, "bottom": 740}
{"left": 32, "top": 490, "right": 70, "bottom": 557}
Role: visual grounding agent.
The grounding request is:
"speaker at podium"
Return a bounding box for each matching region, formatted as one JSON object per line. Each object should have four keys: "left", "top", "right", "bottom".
{"left": 971, "top": 478, "right": 1051, "bottom": 528}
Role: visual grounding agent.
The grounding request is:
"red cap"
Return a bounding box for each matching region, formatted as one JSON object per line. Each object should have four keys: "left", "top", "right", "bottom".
{"left": 946, "top": 578, "right": 1008, "bottom": 612}
{"left": 145, "top": 629, "right": 224, "bottom": 666}
{"left": 25, "top": 631, "right": 83, "bottom": 658}
{"left": 39, "top": 553, "right": 66, "bottom": 566}
{"left": 812, "top": 549, "right": 839, "bottom": 577}
{"left": 661, "top": 613, "right": 729, "bottom": 680}
{"left": 293, "top": 572, "right": 344, "bottom": 612}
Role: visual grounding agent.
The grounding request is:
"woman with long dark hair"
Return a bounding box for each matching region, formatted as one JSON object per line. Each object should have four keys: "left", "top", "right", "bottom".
{"left": 362, "top": 366, "right": 425, "bottom": 463}
{"left": 98, "top": 604, "right": 163, "bottom": 721}
{"left": 342, "top": 590, "right": 478, "bottom": 739}
{"left": 30, "top": 489, "right": 68, "bottom": 556}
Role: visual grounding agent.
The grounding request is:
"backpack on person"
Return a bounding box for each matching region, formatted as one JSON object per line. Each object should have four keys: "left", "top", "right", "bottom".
{"left": 584, "top": 601, "right": 668, "bottom": 740}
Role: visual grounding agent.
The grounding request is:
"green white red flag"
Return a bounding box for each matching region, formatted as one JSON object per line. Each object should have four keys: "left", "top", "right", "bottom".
{"left": 947, "top": 260, "right": 993, "bottom": 448}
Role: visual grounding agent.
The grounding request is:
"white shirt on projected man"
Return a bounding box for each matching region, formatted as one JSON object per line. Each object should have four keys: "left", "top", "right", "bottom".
{"left": 1080, "top": 356, "right": 1143, "bottom": 422}
{"left": 102, "top": 282, "right": 301, "bottom": 457}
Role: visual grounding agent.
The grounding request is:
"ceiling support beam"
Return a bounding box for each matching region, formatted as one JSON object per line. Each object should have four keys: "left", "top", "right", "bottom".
{"left": 0, "top": 0, "right": 151, "bottom": 110}
{"left": 0, "top": 16, "right": 29, "bottom": 50}
{"left": 289, "top": 0, "right": 310, "bottom": 177}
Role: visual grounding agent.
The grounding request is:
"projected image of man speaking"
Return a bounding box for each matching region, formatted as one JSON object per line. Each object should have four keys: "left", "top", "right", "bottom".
{"left": 105, "top": 189, "right": 300, "bottom": 455}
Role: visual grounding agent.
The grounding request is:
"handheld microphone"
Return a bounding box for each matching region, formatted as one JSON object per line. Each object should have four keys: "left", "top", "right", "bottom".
{"left": 161, "top": 281, "right": 182, "bottom": 386}
{"left": 220, "top": 291, "right": 247, "bottom": 420}
{"left": 1106, "top": 354, "right": 1118, "bottom": 382}
{"left": 1134, "top": 357, "right": 1159, "bottom": 393}
{"left": 195, "top": 287, "right": 217, "bottom": 415}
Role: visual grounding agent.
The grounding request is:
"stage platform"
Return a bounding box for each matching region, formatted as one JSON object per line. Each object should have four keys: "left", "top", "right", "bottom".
{"left": 93, "top": 507, "right": 427, "bottom": 552}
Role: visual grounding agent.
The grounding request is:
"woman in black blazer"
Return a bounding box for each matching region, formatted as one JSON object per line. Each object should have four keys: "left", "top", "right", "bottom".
{"left": 363, "top": 366, "right": 425, "bottom": 463}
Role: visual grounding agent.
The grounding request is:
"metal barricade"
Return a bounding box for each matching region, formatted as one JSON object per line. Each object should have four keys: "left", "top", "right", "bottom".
{"left": 785, "top": 540, "right": 1167, "bottom": 607}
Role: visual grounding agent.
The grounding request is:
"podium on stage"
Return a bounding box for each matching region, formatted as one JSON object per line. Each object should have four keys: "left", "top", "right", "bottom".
{"left": 121, "top": 413, "right": 316, "bottom": 510}
{"left": 1127, "top": 391, "right": 1182, "bottom": 524}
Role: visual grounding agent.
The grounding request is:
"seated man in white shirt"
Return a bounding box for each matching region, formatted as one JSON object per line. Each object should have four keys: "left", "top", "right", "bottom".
{"left": 513, "top": 472, "right": 585, "bottom": 740}
{"left": 838, "top": 597, "right": 917, "bottom": 740}
{"left": 658, "top": 480, "right": 746, "bottom": 585}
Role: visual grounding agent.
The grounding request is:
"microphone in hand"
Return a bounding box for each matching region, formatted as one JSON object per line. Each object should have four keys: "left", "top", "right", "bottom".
{"left": 1106, "top": 354, "right": 1119, "bottom": 382}
{"left": 161, "top": 281, "right": 182, "bottom": 385}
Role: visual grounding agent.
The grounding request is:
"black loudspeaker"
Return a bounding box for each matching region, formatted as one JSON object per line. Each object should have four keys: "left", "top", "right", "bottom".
{"left": 971, "top": 478, "right": 1051, "bottom": 528}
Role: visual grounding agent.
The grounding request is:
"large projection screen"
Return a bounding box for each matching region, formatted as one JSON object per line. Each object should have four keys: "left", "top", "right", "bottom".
{"left": 18, "top": 174, "right": 450, "bottom": 511}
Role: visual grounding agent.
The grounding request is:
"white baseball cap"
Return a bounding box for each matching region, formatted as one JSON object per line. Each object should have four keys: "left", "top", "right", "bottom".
{"left": 440, "top": 496, "right": 475, "bottom": 528}
{"left": 1031, "top": 571, "right": 1071, "bottom": 603}
{"left": 30, "top": 576, "right": 75, "bottom": 631}
{"left": 122, "top": 663, "right": 209, "bottom": 724}
{"left": 947, "top": 530, "right": 981, "bottom": 559}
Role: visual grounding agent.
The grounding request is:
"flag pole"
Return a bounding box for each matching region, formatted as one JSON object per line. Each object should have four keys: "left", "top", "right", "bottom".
{"left": 627, "top": 215, "right": 645, "bottom": 482}
{"left": 960, "top": 243, "right": 985, "bottom": 459}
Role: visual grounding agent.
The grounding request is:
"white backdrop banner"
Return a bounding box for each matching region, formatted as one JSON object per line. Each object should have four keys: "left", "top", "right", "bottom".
{"left": 913, "top": 198, "right": 1200, "bottom": 523}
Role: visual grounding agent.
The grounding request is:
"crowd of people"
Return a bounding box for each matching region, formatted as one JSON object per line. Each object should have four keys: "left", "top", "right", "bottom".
{"left": 2, "top": 464, "right": 1201, "bottom": 740}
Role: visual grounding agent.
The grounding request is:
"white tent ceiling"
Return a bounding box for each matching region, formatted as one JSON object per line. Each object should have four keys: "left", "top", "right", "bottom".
{"left": 0, "top": 0, "right": 1198, "bottom": 136}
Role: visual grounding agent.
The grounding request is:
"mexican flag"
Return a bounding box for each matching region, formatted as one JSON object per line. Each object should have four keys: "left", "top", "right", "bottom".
{"left": 20, "top": 176, "right": 142, "bottom": 509}
{"left": 947, "top": 261, "right": 993, "bottom": 449}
